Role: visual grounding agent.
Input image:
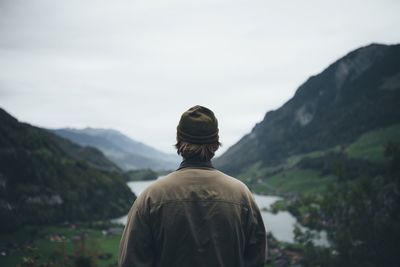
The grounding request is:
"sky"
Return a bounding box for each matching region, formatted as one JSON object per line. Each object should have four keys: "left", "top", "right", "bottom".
{"left": 1, "top": 0, "right": 399, "bottom": 155}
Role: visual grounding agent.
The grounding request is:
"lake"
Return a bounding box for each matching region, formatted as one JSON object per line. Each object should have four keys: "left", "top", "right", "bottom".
{"left": 113, "top": 179, "right": 327, "bottom": 245}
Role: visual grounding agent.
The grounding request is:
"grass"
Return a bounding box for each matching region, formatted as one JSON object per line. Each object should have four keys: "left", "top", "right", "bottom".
{"left": 345, "top": 124, "right": 400, "bottom": 162}
{"left": 239, "top": 161, "right": 270, "bottom": 183}
{"left": 252, "top": 169, "right": 336, "bottom": 195}
{"left": 239, "top": 125, "right": 400, "bottom": 196}
{"left": 284, "top": 147, "right": 340, "bottom": 168}
{"left": 0, "top": 224, "right": 122, "bottom": 267}
{"left": 239, "top": 157, "right": 338, "bottom": 195}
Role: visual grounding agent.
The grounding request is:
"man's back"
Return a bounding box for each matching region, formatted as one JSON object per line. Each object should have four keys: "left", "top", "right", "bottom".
{"left": 119, "top": 165, "right": 266, "bottom": 267}
{"left": 119, "top": 106, "right": 266, "bottom": 267}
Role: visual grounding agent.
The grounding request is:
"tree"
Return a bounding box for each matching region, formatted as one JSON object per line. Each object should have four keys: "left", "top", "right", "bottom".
{"left": 320, "top": 144, "right": 400, "bottom": 267}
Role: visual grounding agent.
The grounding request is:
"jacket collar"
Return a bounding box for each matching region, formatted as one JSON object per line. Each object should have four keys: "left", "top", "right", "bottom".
{"left": 177, "top": 157, "right": 214, "bottom": 170}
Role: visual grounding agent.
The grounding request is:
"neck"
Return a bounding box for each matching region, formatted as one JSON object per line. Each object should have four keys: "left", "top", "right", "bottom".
{"left": 177, "top": 157, "right": 214, "bottom": 170}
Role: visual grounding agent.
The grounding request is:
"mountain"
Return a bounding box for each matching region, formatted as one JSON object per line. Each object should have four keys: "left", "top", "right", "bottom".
{"left": 215, "top": 43, "right": 400, "bottom": 191}
{"left": 44, "top": 131, "right": 120, "bottom": 173}
{"left": 51, "top": 128, "right": 180, "bottom": 171}
{"left": 0, "top": 108, "right": 135, "bottom": 231}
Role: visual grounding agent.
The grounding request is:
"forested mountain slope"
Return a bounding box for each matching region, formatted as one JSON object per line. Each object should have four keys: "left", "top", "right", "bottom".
{"left": 0, "top": 108, "right": 135, "bottom": 231}
{"left": 215, "top": 44, "right": 400, "bottom": 178}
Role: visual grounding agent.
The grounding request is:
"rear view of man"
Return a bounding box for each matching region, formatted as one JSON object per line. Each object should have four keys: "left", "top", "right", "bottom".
{"left": 119, "top": 105, "right": 267, "bottom": 267}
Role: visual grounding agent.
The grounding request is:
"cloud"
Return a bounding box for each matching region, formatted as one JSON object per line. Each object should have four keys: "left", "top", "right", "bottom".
{"left": 1, "top": 0, "right": 399, "bottom": 154}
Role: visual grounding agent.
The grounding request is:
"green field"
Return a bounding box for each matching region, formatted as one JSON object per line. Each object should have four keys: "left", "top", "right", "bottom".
{"left": 240, "top": 125, "right": 400, "bottom": 196}
{"left": 254, "top": 169, "right": 336, "bottom": 195}
{"left": 0, "top": 224, "right": 122, "bottom": 267}
{"left": 345, "top": 124, "right": 400, "bottom": 162}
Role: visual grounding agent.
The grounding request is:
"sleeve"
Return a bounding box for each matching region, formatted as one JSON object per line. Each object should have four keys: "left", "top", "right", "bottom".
{"left": 118, "top": 199, "right": 155, "bottom": 267}
{"left": 244, "top": 194, "right": 267, "bottom": 267}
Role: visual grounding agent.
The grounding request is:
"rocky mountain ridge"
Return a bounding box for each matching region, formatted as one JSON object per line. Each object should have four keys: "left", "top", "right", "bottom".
{"left": 215, "top": 43, "right": 400, "bottom": 176}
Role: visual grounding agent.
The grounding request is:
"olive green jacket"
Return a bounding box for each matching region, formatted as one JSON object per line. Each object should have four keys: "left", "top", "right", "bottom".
{"left": 119, "top": 163, "right": 266, "bottom": 267}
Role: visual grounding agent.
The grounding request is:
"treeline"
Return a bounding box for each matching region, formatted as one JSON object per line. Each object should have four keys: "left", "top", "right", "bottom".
{"left": 0, "top": 148, "right": 135, "bottom": 232}
{"left": 293, "top": 143, "right": 400, "bottom": 267}
{"left": 0, "top": 108, "right": 135, "bottom": 232}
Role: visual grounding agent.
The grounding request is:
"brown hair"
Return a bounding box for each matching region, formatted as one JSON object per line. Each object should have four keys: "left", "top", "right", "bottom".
{"left": 175, "top": 139, "right": 221, "bottom": 161}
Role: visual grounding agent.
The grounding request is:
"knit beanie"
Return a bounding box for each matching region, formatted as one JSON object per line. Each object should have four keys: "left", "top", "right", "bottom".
{"left": 177, "top": 105, "right": 219, "bottom": 144}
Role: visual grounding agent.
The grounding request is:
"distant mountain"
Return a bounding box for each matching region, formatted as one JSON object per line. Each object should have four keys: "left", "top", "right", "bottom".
{"left": 0, "top": 108, "right": 135, "bottom": 231}
{"left": 45, "top": 131, "right": 120, "bottom": 173}
{"left": 51, "top": 128, "right": 180, "bottom": 171}
{"left": 215, "top": 43, "right": 400, "bottom": 185}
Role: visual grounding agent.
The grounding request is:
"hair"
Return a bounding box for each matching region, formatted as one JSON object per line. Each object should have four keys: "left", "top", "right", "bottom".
{"left": 175, "top": 139, "right": 221, "bottom": 161}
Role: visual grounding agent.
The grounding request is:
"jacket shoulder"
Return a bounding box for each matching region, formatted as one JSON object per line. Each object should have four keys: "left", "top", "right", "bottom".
{"left": 214, "top": 170, "right": 253, "bottom": 193}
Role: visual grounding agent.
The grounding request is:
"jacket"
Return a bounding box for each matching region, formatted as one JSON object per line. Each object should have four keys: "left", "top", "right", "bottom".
{"left": 119, "top": 160, "right": 267, "bottom": 267}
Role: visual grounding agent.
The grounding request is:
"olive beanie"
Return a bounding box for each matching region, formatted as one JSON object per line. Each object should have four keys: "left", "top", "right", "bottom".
{"left": 177, "top": 105, "right": 219, "bottom": 144}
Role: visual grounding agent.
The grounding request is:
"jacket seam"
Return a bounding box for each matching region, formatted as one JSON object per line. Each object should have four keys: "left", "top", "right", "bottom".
{"left": 151, "top": 199, "right": 251, "bottom": 208}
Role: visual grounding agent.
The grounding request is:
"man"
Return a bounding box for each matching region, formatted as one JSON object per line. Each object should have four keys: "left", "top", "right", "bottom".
{"left": 119, "top": 105, "right": 266, "bottom": 267}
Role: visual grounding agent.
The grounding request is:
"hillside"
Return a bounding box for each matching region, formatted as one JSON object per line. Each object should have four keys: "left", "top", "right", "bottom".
{"left": 0, "top": 108, "right": 136, "bottom": 232}
{"left": 45, "top": 131, "right": 120, "bottom": 173}
{"left": 51, "top": 128, "right": 180, "bottom": 171}
{"left": 215, "top": 43, "right": 400, "bottom": 193}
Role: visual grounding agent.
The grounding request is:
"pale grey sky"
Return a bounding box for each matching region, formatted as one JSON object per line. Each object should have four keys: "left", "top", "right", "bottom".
{"left": 1, "top": 0, "right": 399, "bottom": 155}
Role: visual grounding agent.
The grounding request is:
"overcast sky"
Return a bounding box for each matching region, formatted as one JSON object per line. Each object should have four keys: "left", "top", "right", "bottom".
{"left": 1, "top": 0, "right": 399, "bottom": 155}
